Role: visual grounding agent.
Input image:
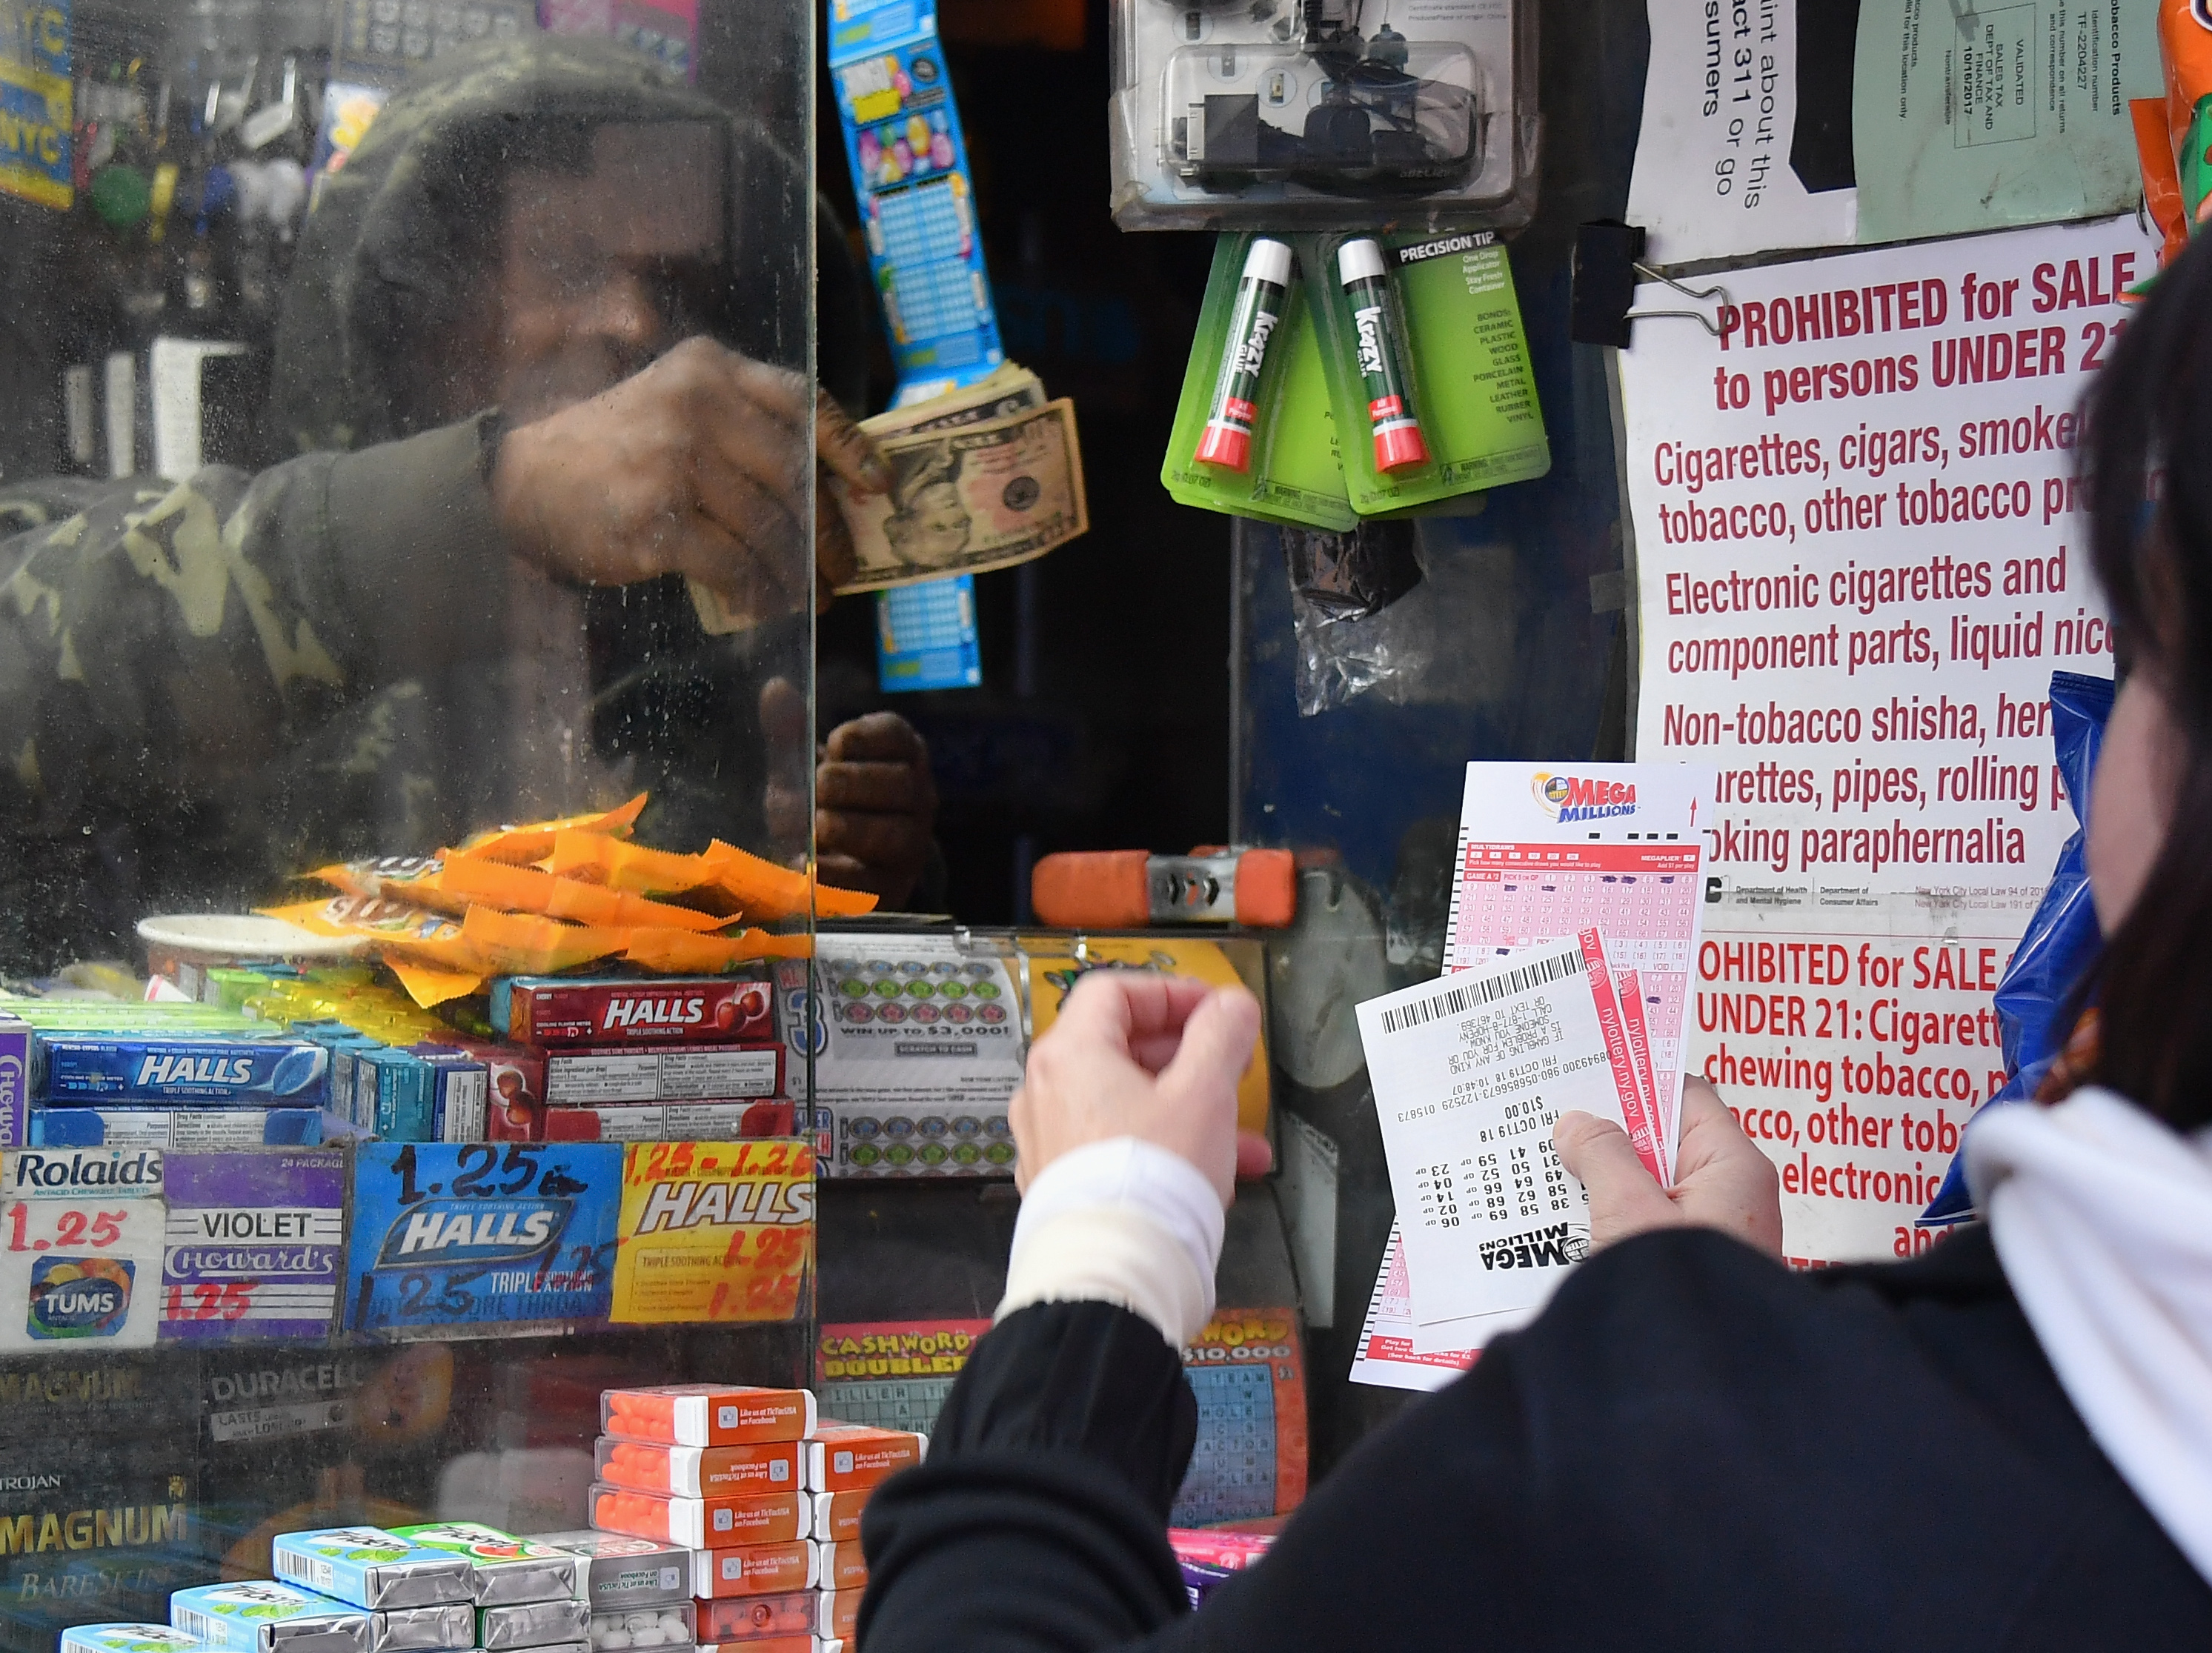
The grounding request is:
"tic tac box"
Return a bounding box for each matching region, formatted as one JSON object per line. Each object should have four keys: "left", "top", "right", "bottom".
{"left": 812, "top": 1543, "right": 865, "bottom": 1594}
{"left": 693, "top": 1592, "right": 813, "bottom": 1643}
{"left": 542, "top": 1047, "right": 783, "bottom": 1106}
{"left": 497, "top": 979, "right": 774, "bottom": 1048}
{"left": 589, "top": 1484, "right": 808, "bottom": 1549}
{"left": 59, "top": 1626, "right": 206, "bottom": 1653}
{"left": 527, "top": 1534, "right": 689, "bottom": 1612}
{"left": 30, "top": 1106, "right": 326, "bottom": 1147}
{"left": 0, "top": 1017, "right": 27, "bottom": 1148}
{"left": 391, "top": 1523, "right": 587, "bottom": 1606}
{"left": 582, "top": 1601, "right": 692, "bottom": 1647}
{"left": 802, "top": 1425, "right": 924, "bottom": 1493}
{"left": 170, "top": 1581, "right": 371, "bottom": 1653}
{"left": 541, "top": 1101, "right": 794, "bottom": 1143}
{"left": 814, "top": 1589, "right": 860, "bottom": 1642}
{"left": 475, "top": 1598, "right": 590, "bottom": 1650}
{"left": 595, "top": 1437, "right": 802, "bottom": 1497}
{"left": 686, "top": 1540, "right": 816, "bottom": 1600}
{"left": 805, "top": 1492, "right": 868, "bottom": 1546}
{"left": 602, "top": 1386, "right": 816, "bottom": 1448}
{"left": 37, "top": 1037, "right": 329, "bottom": 1105}
{"left": 273, "top": 1529, "right": 476, "bottom": 1609}
{"left": 366, "top": 1604, "right": 474, "bottom": 1653}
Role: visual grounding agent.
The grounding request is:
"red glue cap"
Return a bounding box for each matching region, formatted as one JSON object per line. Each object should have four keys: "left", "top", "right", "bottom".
{"left": 1374, "top": 422, "right": 1429, "bottom": 471}
{"left": 1195, "top": 422, "right": 1252, "bottom": 471}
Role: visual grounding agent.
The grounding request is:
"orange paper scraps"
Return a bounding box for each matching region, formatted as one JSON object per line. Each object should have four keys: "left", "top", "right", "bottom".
{"left": 433, "top": 855, "right": 727, "bottom": 932}
{"left": 549, "top": 829, "right": 723, "bottom": 896}
{"left": 622, "top": 928, "right": 813, "bottom": 972}
{"left": 450, "top": 793, "right": 648, "bottom": 865}
{"left": 703, "top": 840, "right": 878, "bottom": 922}
{"left": 459, "top": 905, "right": 628, "bottom": 974}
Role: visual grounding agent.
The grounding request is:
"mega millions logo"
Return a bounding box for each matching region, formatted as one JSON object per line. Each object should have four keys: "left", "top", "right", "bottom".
{"left": 1531, "top": 771, "right": 1639, "bottom": 824}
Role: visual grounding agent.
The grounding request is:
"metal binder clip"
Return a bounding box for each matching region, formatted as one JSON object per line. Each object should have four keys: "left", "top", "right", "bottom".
{"left": 1570, "top": 221, "right": 1732, "bottom": 347}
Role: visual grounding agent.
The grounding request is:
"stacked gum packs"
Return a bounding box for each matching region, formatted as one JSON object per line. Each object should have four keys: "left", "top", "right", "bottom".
{"left": 168, "top": 1527, "right": 479, "bottom": 1653}
{"left": 394, "top": 1523, "right": 593, "bottom": 1653}
{"left": 588, "top": 1384, "right": 924, "bottom": 1652}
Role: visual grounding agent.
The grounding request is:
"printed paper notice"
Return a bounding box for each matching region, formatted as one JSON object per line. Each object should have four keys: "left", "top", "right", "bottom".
{"left": 1621, "top": 213, "right": 2154, "bottom": 1264}
{"left": 1627, "top": 0, "right": 1856, "bottom": 264}
{"left": 1356, "top": 939, "right": 1641, "bottom": 1337}
{"left": 1850, "top": 0, "right": 2160, "bottom": 245}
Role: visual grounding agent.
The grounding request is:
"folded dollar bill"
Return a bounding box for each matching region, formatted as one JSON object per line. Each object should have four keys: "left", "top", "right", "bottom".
{"left": 830, "top": 394, "right": 1089, "bottom": 593}
{"left": 688, "top": 365, "right": 1083, "bottom": 632}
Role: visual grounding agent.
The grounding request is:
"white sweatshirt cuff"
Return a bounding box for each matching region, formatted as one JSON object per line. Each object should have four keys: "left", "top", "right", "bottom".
{"left": 997, "top": 1138, "right": 1226, "bottom": 1347}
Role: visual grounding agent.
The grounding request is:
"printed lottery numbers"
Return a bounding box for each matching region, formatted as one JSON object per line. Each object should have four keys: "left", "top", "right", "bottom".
{"left": 1412, "top": 1161, "right": 1462, "bottom": 1230}
{"left": 7, "top": 1204, "right": 124, "bottom": 1251}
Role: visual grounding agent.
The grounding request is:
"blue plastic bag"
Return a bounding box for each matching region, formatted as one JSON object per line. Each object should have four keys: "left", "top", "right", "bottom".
{"left": 1919, "top": 671, "right": 2113, "bottom": 1226}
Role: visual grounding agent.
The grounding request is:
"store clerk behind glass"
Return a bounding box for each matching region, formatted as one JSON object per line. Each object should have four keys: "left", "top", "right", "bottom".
{"left": 0, "top": 38, "right": 935, "bottom": 975}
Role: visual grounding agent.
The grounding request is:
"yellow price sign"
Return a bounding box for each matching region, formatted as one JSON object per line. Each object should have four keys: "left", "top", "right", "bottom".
{"left": 611, "top": 1140, "right": 814, "bottom": 1325}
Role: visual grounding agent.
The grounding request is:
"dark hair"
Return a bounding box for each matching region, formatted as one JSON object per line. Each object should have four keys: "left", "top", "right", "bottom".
{"left": 2078, "top": 229, "right": 2212, "bottom": 1131}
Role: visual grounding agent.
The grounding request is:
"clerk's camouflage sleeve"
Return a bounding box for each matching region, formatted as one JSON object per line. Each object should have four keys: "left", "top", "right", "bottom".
{"left": 0, "top": 428, "right": 500, "bottom": 973}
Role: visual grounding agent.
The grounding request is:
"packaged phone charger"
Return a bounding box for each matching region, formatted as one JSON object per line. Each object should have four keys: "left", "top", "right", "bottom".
{"left": 1109, "top": 0, "right": 1537, "bottom": 229}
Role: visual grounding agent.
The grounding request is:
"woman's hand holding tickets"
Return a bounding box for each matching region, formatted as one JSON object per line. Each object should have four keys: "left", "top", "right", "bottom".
{"left": 1012, "top": 972, "right": 1272, "bottom": 1206}
{"left": 1555, "top": 1078, "right": 1783, "bottom": 1257}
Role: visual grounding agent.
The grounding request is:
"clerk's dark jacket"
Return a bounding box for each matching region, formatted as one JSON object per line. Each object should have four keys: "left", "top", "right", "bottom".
{"left": 0, "top": 39, "right": 868, "bottom": 972}
{"left": 860, "top": 1225, "right": 2212, "bottom": 1651}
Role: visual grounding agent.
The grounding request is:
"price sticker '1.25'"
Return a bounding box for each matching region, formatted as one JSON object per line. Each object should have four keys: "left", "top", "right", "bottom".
{"left": 347, "top": 1142, "right": 621, "bottom": 1334}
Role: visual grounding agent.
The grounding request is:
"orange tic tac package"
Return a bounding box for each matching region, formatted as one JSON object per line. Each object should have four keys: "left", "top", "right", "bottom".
{"left": 602, "top": 1385, "right": 817, "bottom": 1447}
{"left": 588, "top": 1483, "right": 807, "bottom": 1549}
{"left": 595, "top": 1437, "right": 802, "bottom": 1497}
{"left": 803, "top": 1423, "right": 926, "bottom": 1493}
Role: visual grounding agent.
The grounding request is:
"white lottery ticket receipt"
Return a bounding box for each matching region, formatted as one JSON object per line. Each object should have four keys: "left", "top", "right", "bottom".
{"left": 1356, "top": 940, "right": 1638, "bottom": 1331}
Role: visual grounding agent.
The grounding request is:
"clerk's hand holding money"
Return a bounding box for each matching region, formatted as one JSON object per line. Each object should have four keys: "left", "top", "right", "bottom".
{"left": 1012, "top": 972, "right": 1273, "bottom": 1205}
{"left": 491, "top": 337, "right": 889, "bottom": 621}
{"left": 1555, "top": 1078, "right": 1782, "bottom": 1257}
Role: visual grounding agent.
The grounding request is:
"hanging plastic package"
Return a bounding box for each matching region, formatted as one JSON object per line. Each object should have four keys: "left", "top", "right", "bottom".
{"left": 1919, "top": 671, "right": 2115, "bottom": 1227}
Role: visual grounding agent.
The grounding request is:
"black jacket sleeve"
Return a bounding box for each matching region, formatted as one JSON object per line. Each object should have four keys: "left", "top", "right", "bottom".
{"left": 859, "top": 1302, "right": 1197, "bottom": 1652}
{"left": 857, "top": 1228, "right": 2212, "bottom": 1653}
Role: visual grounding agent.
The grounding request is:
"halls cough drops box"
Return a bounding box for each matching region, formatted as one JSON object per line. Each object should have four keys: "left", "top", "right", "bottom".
{"left": 610, "top": 1141, "right": 814, "bottom": 1325}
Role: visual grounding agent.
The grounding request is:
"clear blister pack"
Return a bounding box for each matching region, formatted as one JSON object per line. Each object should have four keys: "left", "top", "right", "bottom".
{"left": 1109, "top": 0, "right": 1536, "bottom": 229}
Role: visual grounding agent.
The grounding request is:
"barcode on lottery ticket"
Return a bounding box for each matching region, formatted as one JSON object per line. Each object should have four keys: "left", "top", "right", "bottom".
{"left": 1378, "top": 947, "right": 1584, "bottom": 1035}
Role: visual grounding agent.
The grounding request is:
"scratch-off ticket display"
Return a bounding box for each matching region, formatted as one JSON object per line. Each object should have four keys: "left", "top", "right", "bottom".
{"left": 0, "top": 1147, "right": 165, "bottom": 1351}
{"left": 346, "top": 1143, "right": 620, "bottom": 1334}
{"left": 610, "top": 1140, "right": 814, "bottom": 1324}
{"left": 1172, "top": 1308, "right": 1306, "bottom": 1529}
{"left": 813, "top": 1311, "right": 1307, "bottom": 1528}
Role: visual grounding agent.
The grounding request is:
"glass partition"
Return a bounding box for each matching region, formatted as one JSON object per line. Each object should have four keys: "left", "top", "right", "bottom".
{"left": 0, "top": 0, "right": 819, "bottom": 1638}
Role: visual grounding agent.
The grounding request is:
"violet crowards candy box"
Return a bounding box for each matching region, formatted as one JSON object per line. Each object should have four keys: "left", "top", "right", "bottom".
{"left": 169, "top": 1581, "right": 371, "bottom": 1653}
{"left": 271, "top": 1529, "right": 475, "bottom": 1609}
{"left": 61, "top": 1626, "right": 206, "bottom": 1653}
{"left": 37, "top": 1037, "right": 329, "bottom": 1105}
{"left": 390, "top": 1523, "right": 586, "bottom": 1605}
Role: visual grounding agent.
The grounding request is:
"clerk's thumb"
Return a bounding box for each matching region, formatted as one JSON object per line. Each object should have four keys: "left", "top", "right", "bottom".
{"left": 1553, "top": 1111, "right": 1658, "bottom": 1194}
{"left": 1158, "top": 986, "right": 1262, "bottom": 1108}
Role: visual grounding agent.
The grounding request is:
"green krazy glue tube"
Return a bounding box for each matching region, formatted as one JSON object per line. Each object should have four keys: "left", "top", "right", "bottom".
{"left": 1337, "top": 237, "right": 1429, "bottom": 472}
{"left": 1195, "top": 237, "right": 1295, "bottom": 471}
